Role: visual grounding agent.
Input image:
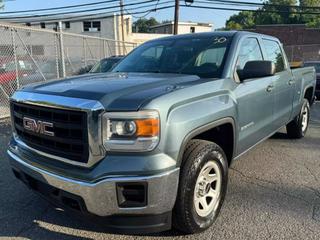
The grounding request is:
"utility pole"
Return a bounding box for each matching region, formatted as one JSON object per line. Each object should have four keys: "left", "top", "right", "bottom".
{"left": 173, "top": 0, "right": 179, "bottom": 35}
{"left": 120, "top": 0, "right": 126, "bottom": 54}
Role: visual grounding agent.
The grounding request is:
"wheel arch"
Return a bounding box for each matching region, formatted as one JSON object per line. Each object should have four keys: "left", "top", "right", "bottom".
{"left": 304, "top": 86, "right": 315, "bottom": 105}
{"left": 177, "top": 117, "right": 236, "bottom": 167}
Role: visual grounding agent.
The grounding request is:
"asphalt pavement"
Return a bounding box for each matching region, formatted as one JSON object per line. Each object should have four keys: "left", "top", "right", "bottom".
{"left": 0, "top": 102, "right": 320, "bottom": 240}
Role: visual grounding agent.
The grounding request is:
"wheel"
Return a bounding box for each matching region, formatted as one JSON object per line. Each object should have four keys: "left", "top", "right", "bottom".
{"left": 286, "top": 98, "right": 310, "bottom": 139}
{"left": 173, "top": 139, "right": 228, "bottom": 234}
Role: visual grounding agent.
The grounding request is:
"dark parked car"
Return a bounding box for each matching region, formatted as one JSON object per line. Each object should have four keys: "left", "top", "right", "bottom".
{"left": 90, "top": 56, "right": 123, "bottom": 73}
{"left": 304, "top": 61, "right": 320, "bottom": 99}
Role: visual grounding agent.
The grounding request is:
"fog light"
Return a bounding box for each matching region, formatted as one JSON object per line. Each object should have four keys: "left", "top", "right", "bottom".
{"left": 116, "top": 182, "right": 147, "bottom": 208}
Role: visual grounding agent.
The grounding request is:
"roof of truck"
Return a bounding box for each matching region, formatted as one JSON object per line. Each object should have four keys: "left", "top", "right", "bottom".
{"left": 147, "top": 31, "right": 279, "bottom": 42}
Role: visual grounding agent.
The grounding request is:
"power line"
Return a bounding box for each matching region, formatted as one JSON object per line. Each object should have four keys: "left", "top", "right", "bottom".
{"left": 125, "top": 0, "right": 166, "bottom": 19}
{"left": 0, "top": 0, "right": 133, "bottom": 14}
{"left": 199, "top": 0, "right": 320, "bottom": 11}
{"left": 182, "top": 3, "right": 320, "bottom": 15}
{"left": 0, "top": 0, "right": 158, "bottom": 19}
{"left": 0, "top": 5, "right": 175, "bottom": 22}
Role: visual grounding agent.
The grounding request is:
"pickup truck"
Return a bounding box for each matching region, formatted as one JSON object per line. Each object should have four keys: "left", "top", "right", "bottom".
{"left": 7, "top": 31, "right": 316, "bottom": 234}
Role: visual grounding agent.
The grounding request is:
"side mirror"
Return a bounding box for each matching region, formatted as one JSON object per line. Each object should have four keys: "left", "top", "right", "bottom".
{"left": 241, "top": 60, "right": 275, "bottom": 81}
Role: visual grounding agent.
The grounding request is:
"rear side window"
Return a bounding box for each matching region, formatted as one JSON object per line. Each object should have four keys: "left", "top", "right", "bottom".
{"left": 236, "top": 38, "right": 263, "bottom": 70}
{"left": 262, "top": 39, "right": 285, "bottom": 73}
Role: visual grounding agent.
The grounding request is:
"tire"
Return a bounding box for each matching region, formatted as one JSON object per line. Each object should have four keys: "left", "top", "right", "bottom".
{"left": 286, "top": 98, "right": 310, "bottom": 139}
{"left": 173, "top": 139, "right": 228, "bottom": 234}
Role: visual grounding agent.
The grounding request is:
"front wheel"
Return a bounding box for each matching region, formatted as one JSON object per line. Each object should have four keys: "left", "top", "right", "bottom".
{"left": 173, "top": 140, "right": 228, "bottom": 234}
{"left": 286, "top": 98, "right": 310, "bottom": 139}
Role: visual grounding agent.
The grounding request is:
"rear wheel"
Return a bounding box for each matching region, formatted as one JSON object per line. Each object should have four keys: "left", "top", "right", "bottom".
{"left": 173, "top": 139, "right": 228, "bottom": 234}
{"left": 286, "top": 99, "right": 310, "bottom": 138}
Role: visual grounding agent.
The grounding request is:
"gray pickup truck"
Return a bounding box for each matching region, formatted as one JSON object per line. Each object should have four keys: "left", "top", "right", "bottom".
{"left": 7, "top": 31, "right": 316, "bottom": 234}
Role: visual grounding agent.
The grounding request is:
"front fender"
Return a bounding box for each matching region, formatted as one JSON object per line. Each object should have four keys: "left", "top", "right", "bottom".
{"left": 162, "top": 94, "right": 237, "bottom": 165}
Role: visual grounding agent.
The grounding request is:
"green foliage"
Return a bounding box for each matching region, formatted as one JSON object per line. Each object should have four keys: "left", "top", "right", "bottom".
{"left": 224, "top": 0, "right": 320, "bottom": 29}
{"left": 256, "top": 0, "right": 299, "bottom": 25}
{"left": 132, "top": 17, "right": 159, "bottom": 33}
{"left": 225, "top": 12, "right": 255, "bottom": 30}
{"left": 300, "top": 0, "right": 320, "bottom": 27}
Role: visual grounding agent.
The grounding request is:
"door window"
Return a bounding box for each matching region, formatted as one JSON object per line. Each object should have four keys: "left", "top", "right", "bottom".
{"left": 236, "top": 38, "right": 263, "bottom": 80}
{"left": 262, "top": 39, "right": 286, "bottom": 73}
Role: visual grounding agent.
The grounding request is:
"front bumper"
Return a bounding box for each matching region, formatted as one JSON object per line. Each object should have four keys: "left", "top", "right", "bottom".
{"left": 7, "top": 149, "right": 180, "bottom": 233}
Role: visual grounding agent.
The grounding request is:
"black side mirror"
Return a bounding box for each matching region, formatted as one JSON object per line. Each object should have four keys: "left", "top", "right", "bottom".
{"left": 241, "top": 60, "right": 276, "bottom": 81}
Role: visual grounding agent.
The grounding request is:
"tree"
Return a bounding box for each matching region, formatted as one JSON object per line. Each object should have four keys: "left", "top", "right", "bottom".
{"left": 225, "top": 12, "right": 255, "bottom": 30}
{"left": 300, "top": 0, "right": 320, "bottom": 27}
{"left": 255, "top": 0, "right": 299, "bottom": 25}
{"left": 132, "top": 17, "right": 159, "bottom": 33}
{"left": 224, "top": 0, "right": 309, "bottom": 29}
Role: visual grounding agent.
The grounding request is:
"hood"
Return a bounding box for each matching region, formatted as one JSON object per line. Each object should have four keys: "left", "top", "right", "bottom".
{"left": 20, "top": 72, "right": 207, "bottom": 111}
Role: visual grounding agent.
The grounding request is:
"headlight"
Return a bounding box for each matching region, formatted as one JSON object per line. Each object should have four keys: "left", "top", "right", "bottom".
{"left": 102, "top": 110, "right": 160, "bottom": 152}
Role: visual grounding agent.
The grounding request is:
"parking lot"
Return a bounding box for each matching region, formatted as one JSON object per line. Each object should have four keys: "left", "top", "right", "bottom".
{"left": 0, "top": 102, "right": 319, "bottom": 240}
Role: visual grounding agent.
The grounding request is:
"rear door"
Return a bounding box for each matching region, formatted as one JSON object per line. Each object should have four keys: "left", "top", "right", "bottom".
{"left": 262, "top": 39, "right": 294, "bottom": 130}
{"left": 233, "top": 37, "right": 275, "bottom": 154}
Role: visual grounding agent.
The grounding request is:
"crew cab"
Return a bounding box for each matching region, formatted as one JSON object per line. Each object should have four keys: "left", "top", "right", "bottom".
{"left": 7, "top": 31, "right": 316, "bottom": 234}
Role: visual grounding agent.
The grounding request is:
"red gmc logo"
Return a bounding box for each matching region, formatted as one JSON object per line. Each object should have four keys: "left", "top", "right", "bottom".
{"left": 22, "top": 117, "right": 54, "bottom": 137}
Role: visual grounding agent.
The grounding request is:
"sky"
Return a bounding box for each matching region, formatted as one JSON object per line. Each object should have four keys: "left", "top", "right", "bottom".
{"left": 0, "top": 0, "right": 242, "bottom": 29}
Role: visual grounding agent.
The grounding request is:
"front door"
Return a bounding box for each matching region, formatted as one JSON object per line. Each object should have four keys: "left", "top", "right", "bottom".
{"left": 233, "top": 37, "right": 275, "bottom": 155}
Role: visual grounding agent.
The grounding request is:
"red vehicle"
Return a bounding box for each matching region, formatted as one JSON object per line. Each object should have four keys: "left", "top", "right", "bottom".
{"left": 0, "top": 59, "right": 34, "bottom": 96}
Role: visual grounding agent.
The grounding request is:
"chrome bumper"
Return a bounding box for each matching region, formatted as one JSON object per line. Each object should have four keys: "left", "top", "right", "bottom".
{"left": 7, "top": 149, "right": 179, "bottom": 217}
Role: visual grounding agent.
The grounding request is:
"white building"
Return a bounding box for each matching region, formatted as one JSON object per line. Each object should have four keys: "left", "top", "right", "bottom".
{"left": 149, "top": 21, "right": 213, "bottom": 34}
{"left": 1, "top": 13, "right": 133, "bottom": 43}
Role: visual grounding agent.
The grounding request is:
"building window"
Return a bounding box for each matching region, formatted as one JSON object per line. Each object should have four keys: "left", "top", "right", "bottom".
{"left": 65, "top": 21, "right": 70, "bottom": 29}
{"left": 27, "top": 45, "right": 45, "bottom": 55}
{"left": 40, "top": 22, "right": 45, "bottom": 29}
{"left": 83, "top": 21, "right": 101, "bottom": 32}
{"left": 53, "top": 22, "right": 59, "bottom": 31}
{"left": 26, "top": 23, "right": 31, "bottom": 27}
{"left": 190, "top": 27, "right": 195, "bottom": 33}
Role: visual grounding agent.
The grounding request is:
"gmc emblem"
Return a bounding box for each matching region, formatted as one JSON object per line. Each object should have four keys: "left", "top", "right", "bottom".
{"left": 23, "top": 117, "right": 54, "bottom": 137}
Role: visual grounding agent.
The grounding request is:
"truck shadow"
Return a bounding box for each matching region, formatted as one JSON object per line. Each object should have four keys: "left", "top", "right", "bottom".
{"left": 1, "top": 176, "right": 319, "bottom": 239}
{"left": 270, "top": 132, "right": 290, "bottom": 139}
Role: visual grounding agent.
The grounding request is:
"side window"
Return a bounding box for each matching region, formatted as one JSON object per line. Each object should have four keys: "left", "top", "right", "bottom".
{"left": 237, "top": 38, "right": 263, "bottom": 71}
{"left": 262, "top": 39, "right": 285, "bottom": 73}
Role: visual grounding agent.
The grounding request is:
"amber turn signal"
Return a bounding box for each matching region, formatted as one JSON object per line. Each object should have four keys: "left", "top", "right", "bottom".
{"left": 135, "top": 118, "right": 159, "bottom": 137}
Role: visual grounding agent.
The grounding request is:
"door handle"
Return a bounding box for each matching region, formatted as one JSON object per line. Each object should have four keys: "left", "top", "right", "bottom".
{"left": 266, "top": 85, "right": 274, "bottom": 92}
{"left": 288, "top": 79, "right": 295, "bottom": 85}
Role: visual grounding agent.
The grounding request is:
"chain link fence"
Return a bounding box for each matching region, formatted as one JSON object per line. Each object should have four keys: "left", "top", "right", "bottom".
{"left": 0, "top": 23, "right": 137, "bottom": 119}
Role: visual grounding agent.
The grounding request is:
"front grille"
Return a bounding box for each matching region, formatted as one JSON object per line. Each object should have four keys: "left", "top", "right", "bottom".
{"left": 11, "top": 101, "right": 89, "bottom": 163}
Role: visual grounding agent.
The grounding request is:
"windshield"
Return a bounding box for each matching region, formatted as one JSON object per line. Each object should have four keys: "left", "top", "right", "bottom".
{"left": 90, "top": 58, "right": 121, "bottom": 73}
{"left": 112, "top": 36, "right": 231, "bottom": 78}
{"left": 40, "top": 62, "right": 56, "bottom": 73}
{"left": 2, "top": 60, "right": 33, "bottom": 72}
{"left": 304, "top": 62, "right": 320, "bottom": 73}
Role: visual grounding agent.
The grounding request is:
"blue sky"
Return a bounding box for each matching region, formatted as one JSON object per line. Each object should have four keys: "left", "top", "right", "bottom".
{"left": 1, "top": 0, "right": 243, "bottom": 29}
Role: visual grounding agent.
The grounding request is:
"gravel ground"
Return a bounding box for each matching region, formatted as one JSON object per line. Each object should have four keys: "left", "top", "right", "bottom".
{"left": 0, "top": 103, "right": 320, "bottom": 240}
